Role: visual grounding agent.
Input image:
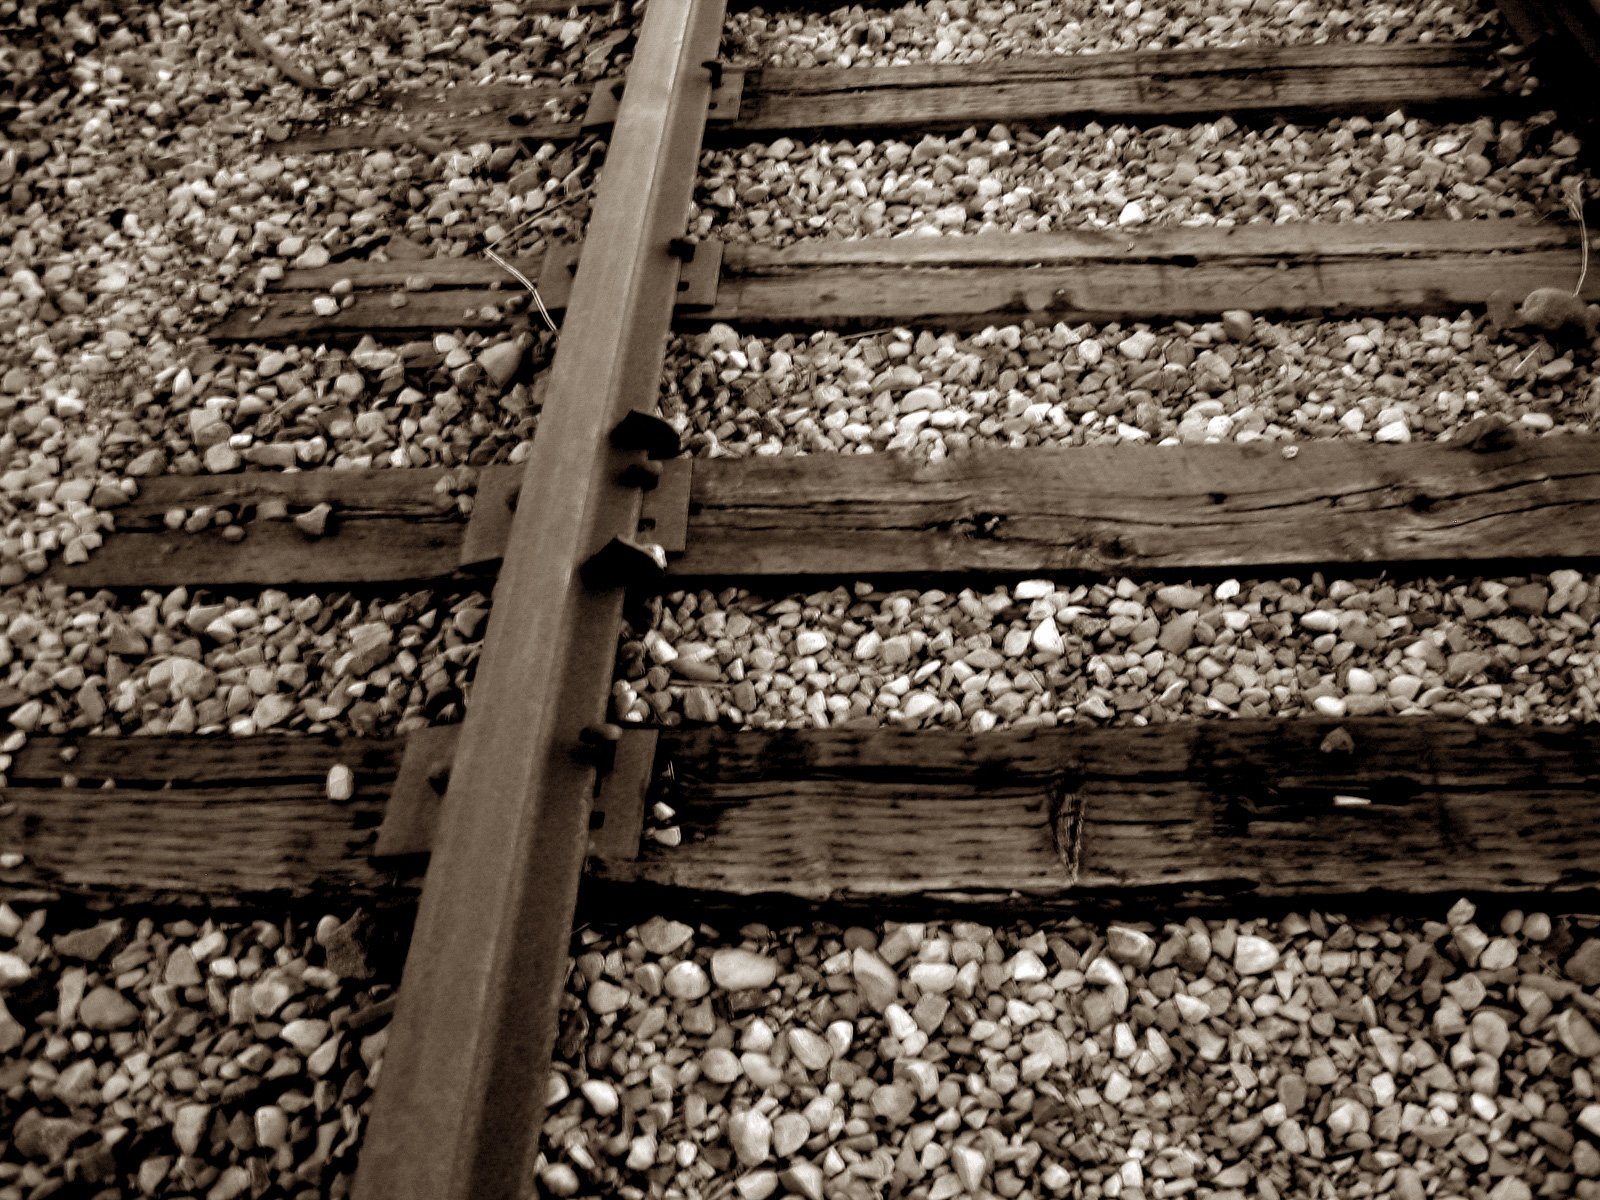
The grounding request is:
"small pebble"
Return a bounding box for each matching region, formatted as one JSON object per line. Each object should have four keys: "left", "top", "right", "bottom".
{"left": 1234, "top": 935, "right": 1280, "bottom": 976}
{"left": 711, "top": 948, "right": 778, "bottom": 991}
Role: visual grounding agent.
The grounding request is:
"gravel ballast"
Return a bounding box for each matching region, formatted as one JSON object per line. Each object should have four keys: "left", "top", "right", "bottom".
{"left": 4, "top": 0, "right": 603, "bottom": 584}
{"left": 662, "top": 312, "right": 1600, "bottom": 460}
{"left": 537, "top": 903, "right": 1600, "bottom": 1199}
{"left": 691, "top": 116, "right": 1584, "bottom": 246}
{"left": 9, "top": 6, "right": 1600, "bottom": 1199}
{"left": 2, "top": 134, "right": 583, "bottom": 582}
{"left": 724, "top": 0, "right": 1504, "bottom": 69}
{"left": 612, "top": 571, "right": 1600, "bottom": 732}
{"left": 0, "top": 902, "right": 393, "bottom": 1200}
{"left": 0, "top": 584, "right": 487, "bottom": 748}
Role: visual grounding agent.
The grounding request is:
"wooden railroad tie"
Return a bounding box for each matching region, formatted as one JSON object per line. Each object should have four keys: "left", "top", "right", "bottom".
{"left": 41, "top": 435, "right": 1600, "bottom": 590}
{"left": 266, "top": 42, "right": 1522, "bottom": 155}
{"left": 210, "top": 219, "right": 1599, "bottom": 340}
{"left": 9, "top": 719, "right": 1600, "bottom": 907}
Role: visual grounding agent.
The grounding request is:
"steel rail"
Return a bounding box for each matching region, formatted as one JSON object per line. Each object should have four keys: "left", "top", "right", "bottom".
{"left": 350, "top": 0, "right": 727, "bottom": 1195}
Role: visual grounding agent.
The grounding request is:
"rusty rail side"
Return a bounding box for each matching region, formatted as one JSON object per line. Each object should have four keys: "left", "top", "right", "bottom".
{"left": 350, "top": 0, "right": 727, "bottom": 1196}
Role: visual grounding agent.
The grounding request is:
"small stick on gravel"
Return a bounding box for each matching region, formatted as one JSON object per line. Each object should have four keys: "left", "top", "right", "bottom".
{"left": 486, "top": 247, "right": 560, "bottom": 333}
{"left": 491, "top": 191, "right": 590, "bottom": 246}
{"left": 1567, "top": 179, "right": 1590, "bottom": 295}
{"left": 230, "top": 12, "right": 331, "bottom": 95}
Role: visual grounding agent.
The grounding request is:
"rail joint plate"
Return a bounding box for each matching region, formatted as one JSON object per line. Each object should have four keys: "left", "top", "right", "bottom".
{"left": 675, "top": 238, "right": 723, "bottom": 309}
{"left": 588, "top": 728, "right": 659, "bottom": 861}
{"left": 457, "top": 466, "right": 521, "bottom": 571}
{"left": 641, "top": 458, "right": 692, "bottom": 555}
{"left": 579, "top": 76, "right": 626, "bottom": 129}
{"left": 374, "top": 725, "right": 462, "bottom": 858}
{"left": 706, "top": 65, "right": 746, "bottom": 124}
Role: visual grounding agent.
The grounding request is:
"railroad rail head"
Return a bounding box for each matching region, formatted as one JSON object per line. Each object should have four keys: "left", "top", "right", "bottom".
{"left": 349, "top": 0, "right": 730, "bottom": 1197}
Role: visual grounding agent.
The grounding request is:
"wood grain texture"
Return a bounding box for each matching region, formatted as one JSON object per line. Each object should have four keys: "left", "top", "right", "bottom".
{"left": 4, "top": 735, "right": 409, "bottom": 904}
{"left": 217, "top": 245, "right": 558, "bottom": 341}
{"left": 210, "top": 288, "right": 526, "bottom": 341}
{"left": 40, "top": 435, "right": 1600, "bottom": 588}
{"left": 734, "top": 43, "right": 1512, "bottom": 132}
{"left": 728, "top": 220, "right": 1575, "bottom": 263}
{"left": 213, "top": 220, "right": 1592, "bottom": 340}
{"left": 273, "top": 76, "right": 621, "bottom": 154}
{"left": 384, "top": 81, "right": 601, "bottom": 117}
{"left": 11, "top": 732, "right": 404, "bottom": 785}
{"left": 274, "top": 254, "right": 546, "bottom": 292}
{"left": 269, "top": 43, "right": 1511, "bottom": 154}
{"left": 712, "top": 220, "right": 1599, "bottom": 324}
{"left": 596, "top": 719, "right": 1600, "bottom": 903}
{"left": 20, "top": 716, "right": 1600, "bottom": 909}
{"left": 276, "top": 110, "right": 581, "bottom": 154}
{"left": 45, "top": 470, "right": 471, "bottom": 588}
{"left": 676, "top": 436, "right": 1600, "bottom": 577}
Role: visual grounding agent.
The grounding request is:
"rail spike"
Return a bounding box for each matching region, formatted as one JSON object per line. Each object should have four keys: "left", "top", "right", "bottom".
{"left": 581, "top": 535, "right": 669, "bottom": 590}
{"left": 611, "top": 407, "right": 682, "bottom": 458}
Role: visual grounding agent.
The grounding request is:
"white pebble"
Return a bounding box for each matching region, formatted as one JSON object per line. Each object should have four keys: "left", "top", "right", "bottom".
{"left": 711, "top": 948, "right": 778, "bottom": 991}
{"left": 1234, "top": 935, "right": 1280, "bottom": 976}
{"left": 581, "top": 1079, "right": 619, "bottom": 1117}
{"left": 728, "top": 1109, "right": 772, "bottom": 1166}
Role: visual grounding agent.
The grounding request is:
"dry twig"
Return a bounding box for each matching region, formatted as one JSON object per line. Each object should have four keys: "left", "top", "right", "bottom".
{"left": 1563, "top": 178, "right": 1589, "bottom": 296}
{"left": 230, "top": 13, "right": 330, "bottom": 95}
{"left": 485, "top": 248, "right": 559, "bottom": 334}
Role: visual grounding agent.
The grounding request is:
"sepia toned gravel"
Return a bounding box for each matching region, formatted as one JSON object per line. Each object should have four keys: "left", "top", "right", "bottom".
{"left": 7, "top": 3, "right": 1600, "bottom": 1198}
{"left": 661, "top": 311, "right": 1600, "bottom": 461}
{"left": 691, "top": 115, "right": 1584, "bottom": 246}
{"left": 0, "top": 902, "right": 393, "bottom": 1200}
{"left": 724, "top": 0, "right": 1505, "bottom": 69}
{"left": 536, "top": 903, "right": 1600, "bottom": 1200}
{"left": 612, "top": 571, "right": 1600, "bottom": 733}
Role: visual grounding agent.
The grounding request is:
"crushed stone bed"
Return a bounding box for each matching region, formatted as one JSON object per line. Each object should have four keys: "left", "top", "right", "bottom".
{"left": 5, "top": 0, "right": 605, "bottom": 582}
{"left": 662, "top": 313, "right": 1600, "bottom": 460}
{"left": 535, "top": 903, "right": 1600, "bottom": 1200}
{"left": 0, "top": 584, "right": 488, "bottom": 747}
{"left": 691, "top": 116, "right": 1585, "bottom": 246}
{"left": 6, "top": 3, "right": 1600, "bottom": 1196}
{"left": 0, "top": 902, "right": 393, "bottom": 1200}
{"left": 613, "top": 572, "right": 1600, "bottom": 733}
{"left": 724, "top": 0, "right": 1505, "bottom": 69}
